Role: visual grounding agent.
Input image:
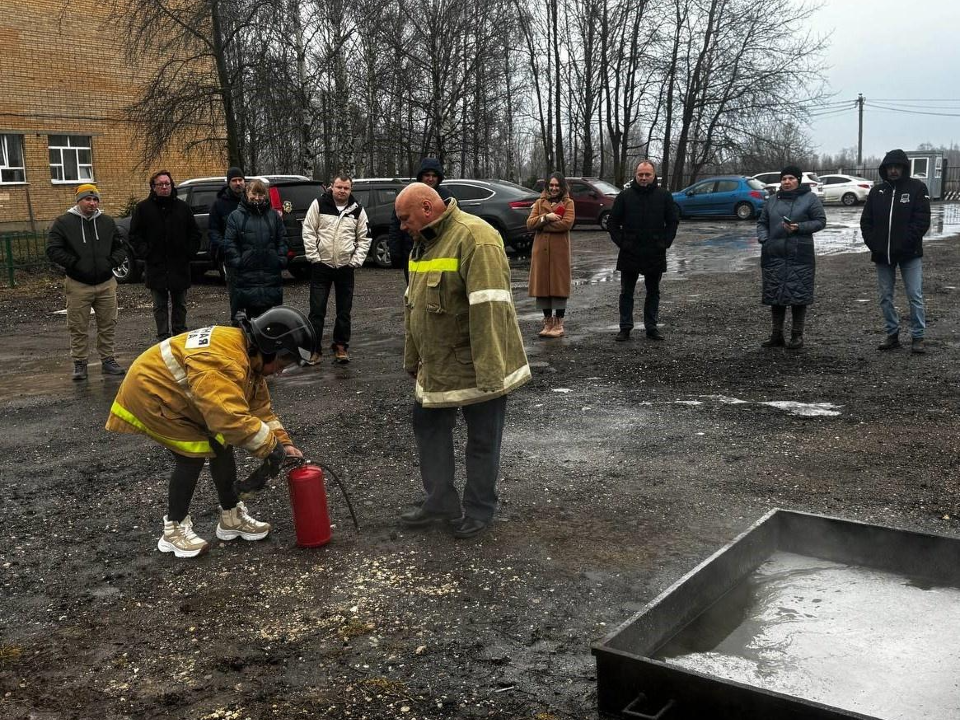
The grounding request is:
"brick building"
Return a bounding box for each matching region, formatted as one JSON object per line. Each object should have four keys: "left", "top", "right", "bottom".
{"left": 0, "top": 1, "right": 224, "bottom": 231}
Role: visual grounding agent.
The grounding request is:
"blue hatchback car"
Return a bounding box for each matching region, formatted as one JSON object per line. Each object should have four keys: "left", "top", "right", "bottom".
{"left": 672, "top": 175, "right": 768, "bottom": 220}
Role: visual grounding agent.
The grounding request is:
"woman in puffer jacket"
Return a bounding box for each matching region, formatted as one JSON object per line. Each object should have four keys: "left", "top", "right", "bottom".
{"left": 222, "top": 179, "right": 288, "bottom": 322}
{"left": 756, "top": 165, "right": 827, "bottom": 349}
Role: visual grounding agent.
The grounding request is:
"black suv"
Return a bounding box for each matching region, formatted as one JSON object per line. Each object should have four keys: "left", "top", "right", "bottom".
{"left": 350, "top": 178, "right": 413, "bottom": 268}
{"left": 113, "top": 175, "right": 326, "bottom": 283}
{"left": 351, "top": 177, "right": 537, "bottom": 264}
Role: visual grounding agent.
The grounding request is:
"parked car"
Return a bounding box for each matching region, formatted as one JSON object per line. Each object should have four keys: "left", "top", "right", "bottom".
{"left": 350, "top": 177, "right": 538, "bottom": 265}
{"left": 751, "top": 171, "right": 824, "bottom": 198}
{"left": 440, "top": 179, "right": 538, "bottom": 253}
{"left": 672, "top": 176, "right": 768, "bottom": 220}
{"left": 818, "top": 174, "right": 873, "bottom": 206}
{"left": 532, "top": 176, "right": 621, "bottom": 230}
{"left": 350, "top": 178, "right": 414, "bottom": 268}
{"left": 113, "top": 175, "right": 325, "bottom": 283}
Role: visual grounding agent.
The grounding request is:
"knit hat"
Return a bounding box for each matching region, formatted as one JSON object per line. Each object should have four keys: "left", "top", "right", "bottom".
{"left": 226, "top": 166, "right": 244, "bottom": 182}
{"left": 780, "top": 165, "right": 803, "bottom": 182}
{"left": 75, "top": 183, "right": 100, "bottom": 201}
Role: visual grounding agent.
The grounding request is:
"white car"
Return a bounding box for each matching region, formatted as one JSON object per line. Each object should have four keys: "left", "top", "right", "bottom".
{"left": 818, "top": 174, "right": 874, "bottom": 206}
{"left": 751, "top": 171, "right": 824, "bottom": 198}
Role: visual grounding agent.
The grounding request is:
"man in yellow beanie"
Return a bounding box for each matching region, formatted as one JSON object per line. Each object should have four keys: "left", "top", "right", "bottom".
{"left": 46, "top": 183, "right": 128, "bottom": 380}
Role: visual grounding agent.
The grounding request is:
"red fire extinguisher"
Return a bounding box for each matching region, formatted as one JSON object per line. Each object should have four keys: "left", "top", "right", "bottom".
{"left": 286, "top": 460, "right": 359, "bottom": 548}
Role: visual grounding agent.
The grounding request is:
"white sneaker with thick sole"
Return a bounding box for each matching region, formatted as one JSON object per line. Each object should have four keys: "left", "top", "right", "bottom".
{"left": 157, "top": 515, "right": 210, "bottom": 558}
{"left": 216, "top": 501, "right": 271, "bottom": 541}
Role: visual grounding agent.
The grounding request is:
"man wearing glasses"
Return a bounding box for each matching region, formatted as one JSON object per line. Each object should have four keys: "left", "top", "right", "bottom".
{"left": 47, "top": 183, "right": 128, "bottom": 380}
{"left": 130, "top": 171, "right": 202, "bottom": 342}
{"left": 608, "top": 160, "right": 680, "bottom": 342}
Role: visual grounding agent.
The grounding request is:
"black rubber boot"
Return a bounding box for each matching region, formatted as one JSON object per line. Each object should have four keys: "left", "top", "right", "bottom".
{"left": 785, "top": 306, "right": 806, "bottom": 350}
{"left": 761, "top": 306, "right": 786, "bottom": 348}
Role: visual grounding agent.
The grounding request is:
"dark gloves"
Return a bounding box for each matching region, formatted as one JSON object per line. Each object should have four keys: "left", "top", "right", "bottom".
{"left": 234, "top": 443, "right": 287, "bottom": 499}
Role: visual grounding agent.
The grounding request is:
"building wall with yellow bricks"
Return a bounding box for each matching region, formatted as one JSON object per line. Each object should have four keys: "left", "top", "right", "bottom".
{"left": 0, "top": 1, "right": 225, "bottom": 231}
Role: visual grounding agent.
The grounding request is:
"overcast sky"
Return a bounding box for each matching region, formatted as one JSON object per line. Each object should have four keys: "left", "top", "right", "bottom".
{"left": 806, "top": 0, "right": 960, "bottom": 159}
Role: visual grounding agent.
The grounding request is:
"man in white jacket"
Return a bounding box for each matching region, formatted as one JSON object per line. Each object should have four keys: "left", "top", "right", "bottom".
{"left": 302, "top": 175, "right": 371, "bottom": 363}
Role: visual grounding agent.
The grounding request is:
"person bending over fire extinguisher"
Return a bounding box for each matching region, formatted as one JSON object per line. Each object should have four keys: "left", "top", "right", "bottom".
{"left": 105, "top": 306, "right": 317, "bottom": 558}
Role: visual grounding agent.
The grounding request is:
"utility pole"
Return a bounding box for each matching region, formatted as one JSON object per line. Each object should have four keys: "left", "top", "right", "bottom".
{"left": 857, "top": 94, "right": 864, "bottom": 171}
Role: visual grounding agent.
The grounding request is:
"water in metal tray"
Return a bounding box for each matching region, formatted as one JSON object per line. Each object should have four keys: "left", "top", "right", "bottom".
{"left": 655, "top": 551, "right": 960, "bottom": 719}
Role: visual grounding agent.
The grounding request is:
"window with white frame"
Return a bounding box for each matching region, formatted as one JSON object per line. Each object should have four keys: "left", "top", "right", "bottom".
{"left": 0, "top": 134, "right": 26, "bottom": 183}
{"left": 48, "top": 135, "right": 93, "bottom": 182}
{"left": 911, "top": 157, "right": 928, "bottom": 179}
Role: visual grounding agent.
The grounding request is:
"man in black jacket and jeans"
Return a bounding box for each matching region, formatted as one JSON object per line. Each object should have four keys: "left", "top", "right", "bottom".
{"left": 608, "top": 160, "right": 680, "bottom": 341}
{"left": 130, "top": 171, "right": 202, "bottom": 341}
{"left": 860, "top": 149, "right": 931, "bottom": 353}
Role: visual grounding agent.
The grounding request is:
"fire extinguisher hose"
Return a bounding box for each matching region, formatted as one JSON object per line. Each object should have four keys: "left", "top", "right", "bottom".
{"left": 320, "top": 463, "right": 360, "bottom": 532}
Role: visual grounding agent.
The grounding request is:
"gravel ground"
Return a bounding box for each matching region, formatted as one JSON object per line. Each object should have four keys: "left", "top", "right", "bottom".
{"left": 2, "top": 218, "right": 959, "bottom": 720}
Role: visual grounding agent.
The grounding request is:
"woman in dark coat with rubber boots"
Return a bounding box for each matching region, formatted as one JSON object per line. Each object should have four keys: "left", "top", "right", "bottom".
{"left": 756, "top": 165, "right": 827, "bottom": 349}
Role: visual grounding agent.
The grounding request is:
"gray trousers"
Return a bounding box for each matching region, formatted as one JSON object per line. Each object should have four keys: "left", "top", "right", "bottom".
{"left": 412, "top": 395, "right": 507, "bottom": 522}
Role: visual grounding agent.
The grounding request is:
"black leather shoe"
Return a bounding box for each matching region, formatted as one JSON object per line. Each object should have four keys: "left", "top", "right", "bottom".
{"left": 399, "top": 506, "right": 460, "bottom": 528}
{"left": 614, "top": 330, "right": 631, "bottom": 342}
{"left": 452, "top": 516, "right": 490, "bottom": 539}
{"left": 646, "top": 328, "right": 664, "bottom": 341}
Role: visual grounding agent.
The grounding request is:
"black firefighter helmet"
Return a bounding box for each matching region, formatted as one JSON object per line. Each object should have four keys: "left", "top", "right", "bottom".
{"left": 239, "top": 306, "right": 317, "bottom": 365}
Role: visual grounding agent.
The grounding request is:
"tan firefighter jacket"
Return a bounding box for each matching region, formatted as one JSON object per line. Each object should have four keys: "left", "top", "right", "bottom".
{"left": 404, "top": 198, "right": 531, "bottom": 408}
{"left": 105, "top": 326, "right": 290, "bottom": 458}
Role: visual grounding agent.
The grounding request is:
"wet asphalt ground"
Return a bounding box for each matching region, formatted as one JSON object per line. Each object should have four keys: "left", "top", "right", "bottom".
{"left": 3, "top": 202, "right": 960, "bottom": 719}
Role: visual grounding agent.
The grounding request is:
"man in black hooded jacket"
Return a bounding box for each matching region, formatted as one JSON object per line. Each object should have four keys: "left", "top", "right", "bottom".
{"left": 388, "top": 158, "right": 452, "bottom": 282}
{"left": 860, "top": 149, "right": 931, "bottom": 353}
{"left": 130, "top": 170, "right": 202, "bottom": 340}
{"left": 608, "top": 160, "right": 680, "bottom": 341}
{"left": 208, "top": 167, "right": 246, "bottom": 323}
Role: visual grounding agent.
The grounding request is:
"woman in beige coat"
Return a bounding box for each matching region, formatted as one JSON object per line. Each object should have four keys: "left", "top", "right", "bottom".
{"left": 526, "top": 173, "right": 575, "bottom": 337}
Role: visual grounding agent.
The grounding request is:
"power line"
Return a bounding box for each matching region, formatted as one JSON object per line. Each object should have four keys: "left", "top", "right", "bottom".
{"left": 870, "top": 98, "right": 960, "bottom": 102}
{"left": 865, "top": 102, "right": 960, "bottom": 118}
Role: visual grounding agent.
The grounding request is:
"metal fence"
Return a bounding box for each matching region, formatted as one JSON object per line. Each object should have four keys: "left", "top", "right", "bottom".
{"left": 0, "top": 232, "right": 52, "bottom": 288}
{"left": 811, "top": 166, "right": 960, "bottom": 197}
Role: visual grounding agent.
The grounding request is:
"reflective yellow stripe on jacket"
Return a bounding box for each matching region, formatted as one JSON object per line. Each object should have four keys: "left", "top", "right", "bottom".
{"left": 110, "top": 401, "right": 226, "bottom": 454}
{"left": 408, "top": 257, "right": 459, "bottom": 273}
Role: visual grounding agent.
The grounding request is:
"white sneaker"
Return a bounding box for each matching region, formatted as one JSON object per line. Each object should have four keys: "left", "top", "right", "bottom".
{"left": 157, "top": 515, "right": 209, "bottom": 558}
{"left": 216, "top": 501, "right": 271, "bottom": 541}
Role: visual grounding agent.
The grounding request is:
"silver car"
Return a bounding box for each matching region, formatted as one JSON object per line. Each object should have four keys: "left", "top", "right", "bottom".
{"left": 751, "top": 171, "right": 824, "bottom": 199}
{"left": 819, "top": 174, "right": 874, "bottom": 206}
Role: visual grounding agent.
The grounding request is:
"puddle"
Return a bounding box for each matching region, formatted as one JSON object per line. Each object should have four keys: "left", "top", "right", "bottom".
{"left": 759, "top": 401, "right": 841, "bottom": 417}
{"left": 681, "top": 395, "right": 842, "bottom": 417}
{"left": 569, "top": 202, "right": 960, "bottom": 283}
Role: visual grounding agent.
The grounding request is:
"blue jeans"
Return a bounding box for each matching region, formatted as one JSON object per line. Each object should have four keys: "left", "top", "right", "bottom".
{"left": 412, "top": 396, "right": 507, "bottom": 522}
{"left": 876, "top": 257, "right": 925, "bottom": 338}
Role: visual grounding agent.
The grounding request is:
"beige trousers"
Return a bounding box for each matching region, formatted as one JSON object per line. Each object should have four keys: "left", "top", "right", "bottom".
{"left": 65, "top": 276, "right": 118, "bottom": 362}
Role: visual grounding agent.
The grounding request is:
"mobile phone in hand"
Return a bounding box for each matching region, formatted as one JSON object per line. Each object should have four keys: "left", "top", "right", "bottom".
{"left": 782, "top": 215, "right": 792, "bottom": 223}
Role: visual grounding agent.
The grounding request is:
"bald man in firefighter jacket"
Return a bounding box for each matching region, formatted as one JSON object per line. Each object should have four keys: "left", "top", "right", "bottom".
{"left": 394, "top": 183, "right": 531, "bottom": 539}
{"left": 105, "top": 309, "right": 312, "bottom": 557}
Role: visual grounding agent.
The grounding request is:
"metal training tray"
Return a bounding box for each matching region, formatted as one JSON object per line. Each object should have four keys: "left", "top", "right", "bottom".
{"left": 592, "top": 509, "right": 960, "bottom": 719}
